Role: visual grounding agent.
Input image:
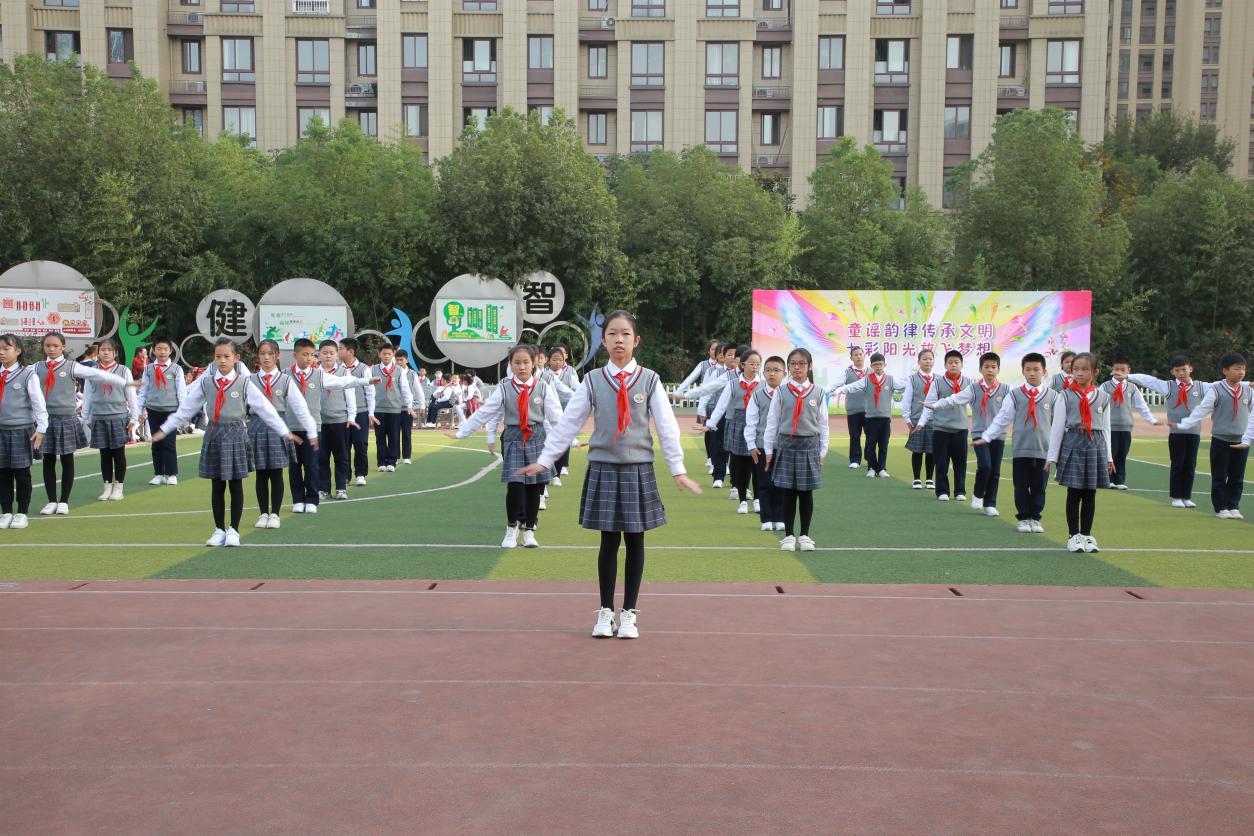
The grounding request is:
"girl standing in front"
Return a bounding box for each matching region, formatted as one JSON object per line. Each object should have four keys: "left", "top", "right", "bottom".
{"left": 0, "top": 334, "right": 48, "bottom": 530}
{"left": 705, "top": 349, "right": 763, "bottom": 515}
{"left": 1046, "top": 352, "right": 1115, "bottom": 554}
{"left": 80, "top": 338, "right": 139, "bottom": 501}
{"left": 247, "top": 339, "right": 319, "bottom": 530}
{"left": 518, "top": 311, "right": 701, "bottom": 639}
{"left": 764, "top": 348, "right": 829, "bottom": 552}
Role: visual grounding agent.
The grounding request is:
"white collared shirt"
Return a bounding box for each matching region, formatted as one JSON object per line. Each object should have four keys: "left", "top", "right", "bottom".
{"left": 762, "top": 378, "right": 830, "bottom": 457}
{"left": 136, "top": 361, "right": 189, "bottom": 412}
{"left": 1, "top": 362, "right": 49, "bottom": 434}
{"left": 160, "top": 367, "right": 290, "bottom": 437}
{"left": 707, "top": 373, "right": 762, "bottom": 429}
{"left": 456, "top": 372, "right": 564, "bottom": 440}
{"left": 1046, "top": 387, "right": 1114, "bottom": 464}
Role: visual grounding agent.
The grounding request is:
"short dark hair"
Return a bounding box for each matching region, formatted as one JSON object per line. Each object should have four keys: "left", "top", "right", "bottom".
{"left": 549, "top": 343, "right": 568, "bottom": 357}
{"left": 212, "top": 337, "right": 238, "bottom": 355}
{"left": 1169, "top": 354, "right": 1191, "bottom": 369}
{"left": 917, "top": 348, "right": 934, "bottom": 360}
{"left": 869, "top": 352, "right": 885, "bottom": 364}
{"left": 763, "top": 355, "right": 786, "bottom": 369}
{"left": 378, "top": 342, "right": 395, "bottom": 353}
{"left": 1021, "top": 352, "right": 1047, "bottom": 369}
{"left": 1220, "top": 352, "right": 1246, "bottom": 370}
{"left": 338, "top": 337, "right": 358, "bottom": 353}
{"left": 979, "top": 352, "right": 1001, "bottom": 367}
{"left": 395, "top": 349, "right": 409, "bottom": 359}
{"left": 1060, "top": 350, "right": 1077, "bottom": 362}
{"left": 944, "top": 349, "right": 963, "bottom": 362}
{"left": 150, "top": 334, "right": 175, "bottom": 350}
{"left": 293, "top": 338, "right": 316, "bottom": 351}
{"left": 318, "top": 339, "right": 338, "bottom": 350}
{"left": 1111, "top": 356, "right": 1131, "bottom": 367}
{"left": 850, "top": 345, "right": 865, "bottom": 355}
{"left": 715, "top": 341, "right": 731, "bottom": 355}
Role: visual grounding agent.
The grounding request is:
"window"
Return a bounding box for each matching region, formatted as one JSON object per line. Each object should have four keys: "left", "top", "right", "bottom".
{"left": 1119, "top": 50, "right": 1130, "bottom": 73}
{"left": 1138, "top": 81, "right": 1153, "bottom": 99}
{"left": 107, "top": 30, "right": 133, "bottom": 63}
{"left": 296, "top": 40, "right": 330, "bottom": 83}
{"left": 631, "top": 110, "right": 663, "bottom": 152}
{"left": 182, "top": 40, "right": 202, "bottom": 74}
{"left": 1140, "top": 25, "right": 1156, "bottom": 43}
{"left": 222, "top": 39, "right": 254, "bottom": 82}
{"left": 707, "top": 0, "right": 739, "bottom": 17}
{"left": 358, "top": 43, "right": 377, "bottom": 77}
{"left": 946, "top": 35, "right": 973, "bottom": 71}
{"left": 1138, "top": 50, "right": 1154, "bottom": 73}
{"left": 182, "top": 108, "right": 204, "bottom": 136}
{"left": 706, "top": 43, "right": 738, "bottom": 86}
{"left": 223, "top": 106, "right": 256, "bottom": 146}
{"left": 705, "top": 111, "right": 737, "bottom": 153}
{"left": 998, "top": 44, "right": 1015, "bottom": 77}
{"left": 587, "top": 112, "right": 607, "bottom": 145}
{"left": 45, "top": 32, "right": 79, "bottom": 62}
{"left": 817, "top": 105, "right": 843, "bottom": 138}
{"left": 876, "top": 0, "right": 911, "bottom": 14}
{"left": 404, "top": 104, "right": 428, "bottom": 137}
{"left": 588, "top": 46, "right": 608, "bottom": 78}
{"left": 1203, "top": 15, "right": 1220, "bottom": 35}
{"left": 529, "top": 36, "right": 554, "bottom": 69}
{"left": 874, "top": 39, "right": 908, "bottom": 83}
{"left": 1161, "top": 50, "right": 1173, "bottom": 74}
{"left": 818, "top": 37, "right": 844, "bottom": 71}
{"left": 463, "top": 39, "right": 497, "bottom": 83}
{"left": 1121, "top": 26, "right": 1132, "bottom": 44}
{"left": 358, "top": 110, "right": 377, "bottom": 137}
{"left": 764, "top": 0, "right": 783, "bottom": 8}
{"left": 1063, "top": 109, "right": 1079, "bottom": 130}
{"left": 44, "top": 0, "right": 80, "bottom": 5}
{"left": 632, "top": 0, "right": 665, "bottom": 17}
{"left": 631, "top": 42, "right": 664, "bottom": 86}
{"left": 465, "top": 107, "right": 494, "bottom": 130}
{"left": 1045, "top": 40, "right": 1079, "bottom": 84}
{"left": 464, "top": 0, "right": 496, "bottom": 9}
{"left": 1118, "top": 79, "right": 1129, "bottom": 99}
{"left": 1000, "top": 0, "right": 1018, "bottom": 7}
{"left": 1203, "top": 45, "right": 1219, "bottom": 65}
{"left": 874, "top": 109, "right": 907, "bottom": 150}
{"left": 403, "top": 35, "right": 428, "bottom": 69}
{"left": 530, "top": 105, "right": 554, "bottom": 125}
{"left": 762, "top": 46, "right": 781, "bottom": 79}
{"left": 298, "top": 107, "right": 331, "bottom": 138}
{"left": 358, "top": 0, "right": 375, "bottom": 7}
{"left": 1142, "top": 0, "right": 1157, "bottom": 13}
{"left": 589, "top": 0, "right": 609, "bottom": 9}
{"left": 761, "top": 112, "right": 781, "bottom": 145}
{"left": 1049, "top": 0, "right": 1083, "bottom": 13}
{"left": 944, "top": 106, "right": 970, "bottom": 139}
{"left": 221, "top": 1, "right": 254, "bottom": 11}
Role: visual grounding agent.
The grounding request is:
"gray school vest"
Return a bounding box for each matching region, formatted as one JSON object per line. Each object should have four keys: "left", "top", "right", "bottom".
{"left": 750, "top": 386, "right": 775, "bottom": 450}
{"left": 1063, "top": 388, "right": 1111, "bottom": 431}
{"left": 247, "top": 371, "right": 294, "bottom": 428}
{"left": 863, "top": 374, "right": 896, "bottom": 419}
{"left": 1048, "top": 372, "right": 1071, "bottom": 393}
{"left": 775, "top": 382, "right": 825, "bottom": 441}
{"left": 843, "top": 367, "right": 868, "bottom": 413}
{"left": 287, "top": 366, "right": 323, "bottom": 426}
{"left": 699, "top": 360, "right": 721, "bottom": 385}
{"left": 971, "top": 382, "right": 1009, "bottom": 435}
{"left": 1166, "top": 379, "right": 1204, "bottom": 436}
{"left": 372, "top": 364, "right": 404, "bottom": 413}
{"left": 1008, "top": 387, "right": 1057, "bottom": 460}
{"left": 932, "top": 375, "right": 972, "bottom": 432}
{"left": 1208, "top": 383, "right": 1253, "bottom": 442}
{"left": 907, "top": 373, "right": 934, "bottom": 424}
{"left": 500, "top": 379, "right": 548, "bottom": 428}
{"left": 142, "top": 362, "right": 181, "bottom": 412}
{"left": 321, "top": 367, "right": 350, "bottom": 423}
{"left": 343, "top": 362, "right": 369, "bottom": 412}
{"left": 0, "top": 366, "right": 37, "bottom": 429}
{"left": 555, "top": 365, "right": 578, "bottom": 408}
{"left": 199, "top": 372, "right": 248, "bottom": 423}
{"left": 730, "top": 378, "right": 758, "bottom": 416}
{"left": 1100, "top": 379, "right": 1138, "bottom": 431}
{"left": 34, "top": 358, "right": 78, "bottom": 416}
{"left": 586, "top": 367, "right": 660, "bottom": 465}
{"left": 90, "top": 363, "right": 129, "bottom": 417}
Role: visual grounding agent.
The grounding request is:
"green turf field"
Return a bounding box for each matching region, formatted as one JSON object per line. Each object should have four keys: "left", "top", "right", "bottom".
{"left": 0, "top": 428, "right": 1250, "bottom": 586}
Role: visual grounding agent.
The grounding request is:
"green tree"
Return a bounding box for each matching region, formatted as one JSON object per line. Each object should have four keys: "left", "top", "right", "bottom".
{"left": 78, "top": 171, "right": 159, "bottom": 312}
{"left": 1093, "top": 109, "right": 1237, "bottom": 209}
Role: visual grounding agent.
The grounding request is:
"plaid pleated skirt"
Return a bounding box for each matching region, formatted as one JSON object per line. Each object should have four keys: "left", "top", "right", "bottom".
{"left": 500, "top": 425, "right": 550, "bottom": 485}
{"left": 0, "top": 426, "right": 35, "bottom": 469}
{"left": 905, "top": 422, "right": 934, "bottom": 454}
{"left": 89, "top": 416, "right": 128, "bottom": 450}
{"left": 200, "top": 420, "right": 254, "bottom": 480}
{"left": 579, "top": 460, "right": 667, "bottom": 533}
{"left": 771, "top": 434, "right": 824, "bottom": 491}
{"left": 249, "top": 418, "right": 295, "bottom": 471}
{"left": 723, "top": 411, "right": 750, "bottom": 457}
{"left": 41, "top": 414, "right": 87, "bottom": 456}
{"left": 1055, "top": 429, "right": 1111, "bottom": 490}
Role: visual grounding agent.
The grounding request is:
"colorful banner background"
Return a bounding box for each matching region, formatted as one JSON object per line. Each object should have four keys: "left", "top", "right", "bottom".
{"left": 258, "top": 304, "right": 348, "bottom": 350}
{"left": 0, "top": 287, "right": 96, "bottom": 336}
{"left": 752, "top": 290, "right": 1092, "bottom": 391}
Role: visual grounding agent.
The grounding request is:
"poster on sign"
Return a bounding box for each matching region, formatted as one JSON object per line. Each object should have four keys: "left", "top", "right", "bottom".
{"left": 434, "top": 297, "right": 518, "bottom": 343}
{"left": 258, "top": 304, "right": 349, "bottom": 349}
{"left": 0, "top": 288, "right": 97, "bottom": 337}
{"left": 752, "top": 289, "right": 1092, "bottom": 392}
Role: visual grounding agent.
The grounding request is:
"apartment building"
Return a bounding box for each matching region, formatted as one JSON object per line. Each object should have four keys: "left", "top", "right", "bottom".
{"left": 0, "top": 0, "right": 1249, "bottom": 209}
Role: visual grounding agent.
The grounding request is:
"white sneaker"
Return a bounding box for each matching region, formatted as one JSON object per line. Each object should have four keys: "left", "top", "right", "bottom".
{"left": 706, "top": 461, "right": 714, "bottom": 475}
{"left": 539, "top": 495, "right": 547, "bottom": 510}
{"left": 937, "top": 494, "right": 950, "bottom": 502}
{"left": 387, "top": 465, "right": 397, "bottom": 473}
{"left": 984, "top": 506, "right": 1000, "bottom": 517}
{"left": 760, "top": 522, "right": 773, "bottom": 531}
{"left": 865, "top": 469, "right": 877, "bottom": 478}
{"left": 55, "top": 503, "right": 69, "bottom": 515}
{"left": 501, "top": 526, "right": 520, "bottom": 548}
{"left": 1183, "top": 500, "right": 1197, "bottom": 508}
{"left": 798, "top": 535, "right": 816, "bottom": 552}
{"left": 617, "top": 609, "right": 639, "bottom": 639}
{"left": 774, "top": 522, "right": 786, "bottom": 531}
{"left": 729, "top": 487, "right": 739, "bottom": 500}
{"left": 9, "top": 513, "right": 28, "bottom": 529}
{"left": 779, "top": 535, "right": 796, "bottom": 551}
{"left": 955, "top": 494, "right": 967, "bottom": 502}
{"left": 1066, "top": 534, "right": 1085, "bottom": 552}
{"left": 753, "top": 499, "right": 760, "bottom": 513}
{"left": 552, "top": 477, "right": 562, "bottom": 487}
{"left": 560, "top": 467, "right": 569, "bottom": 476}
{"left": 912, "top": 479, "right": 923, "bottom": 490}
{"left": 925, "top": 479, "right": 935, "bottom": 489}
{"left": 109, "top": 483, "right": 124, "bottom": 501}
{"left": 0, "top": 514, "right": 11, "bottom": 530}
{"left": 206, "top": 528, "right": 227, "bottom": 546}
{"left": 848, "top": 461, "right": 860, "bottom": 469}
{"left": 1217, "top": 510, "right": 1233, "bottom": 519}
{"left": 292, "top": 503, "right": 306, "bottom": 514}
{"left": 425, "top": 422, "right": 435, "bottom": 429}
{"left": 1030, "top": 520, "right": 1044, "bottom": 533}
{"left": 305, "top": 504, "right": 318, "bottom": 515}
{"left": 166, "top": 476, "right": 178, "bottom": 486}
{"left": 878, "top": 470, "right": 891, "bottom": 478}
{"left": 148, "top": 475, "right": 166, "bottom": 486}
{"left": 1016, "top": 520, "right": 1032, "bottom": 533}
{"left": 712, "top": 480, "right": 723, "bottom": 489}
{"left": 403, "top": 459, "right": 412, "bottom": 465}
{"left": 737, "top": 501, "right": 748, "bottom": 515}
{"left": 267, "top": 515, "right": 281, "bottom": 529}
{"left": 592, "top": 607, "right": 616, "bottom": 638}
{"left": 97, "top": 483, "right": 113, "bottom": 501}
{"left": 224, "top": 528, "right": 241, "bottom": 547}
{"left": 1083, "top": 536, "right": 1100, "bottom": 553}
{"left": 1231, "top": 510, "right": 1245, "bottom": 520}
{"left": 1115, "top": 483, "right": 1128, "bottom": 491}
{"left": 255, "top": 513, "right": 271, "bottom": 529}
{"left": 39, "top": 501, "right": 58, "bottom": 516}
{"left": 971, "top": 497, "right": 984, "bottom": 510}
{"left": 356, "top": 476, "right": 367, "bottom": 486}
{"left": 521, "top": 529, "right": 539, "bottom": 548}
{"left": 378, "top": 465, "right": 387, "bottom": 472}
{"left": 335, "top": 490, "right": 348, "bottom": 501}
{"left": 1171, "top": 499, "right": 1186, "bottom": 508}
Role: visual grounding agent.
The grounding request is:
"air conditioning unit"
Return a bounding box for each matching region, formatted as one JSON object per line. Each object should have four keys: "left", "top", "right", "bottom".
{"left": 1000, "top": 85, "right": 1026, "bottom": 97}
{"left": 600, "top": 16, "right": 615, "bottom": 28}
{"left": 755, "top": 154, "right": 776, "bottom": 165}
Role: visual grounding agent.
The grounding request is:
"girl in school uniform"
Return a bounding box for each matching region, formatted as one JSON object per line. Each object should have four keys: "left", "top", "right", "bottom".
{"left": 136, "top": 336, "right": 188, "bottom": 487}
{"left": 828, "top": 351, "right": 907, "bottom": 479}
{"left": 0, "top": 334, "right": 48, "bottom": 530}
{"left": 764, "top": 348, "right": 829, "bottom": 552}
{"left": 247, "top": 339, "right": 319, "bottom": 530}
{"left": 900, "top": 349, "right": 937, "bottom": 490}
{"left": 80, "top": 338, "right": 139, "bottom": 502}
{"left": 1046, "top": 352, "right": 1115, "bottom": 554}
{"left": 541, "top": 343, "right": 580, "bottom": 484}
{"left": 152, "top": 338, "right": 299, "bottom": 547}
{"left": 33, "top": 332, "right": 124, "bottom": 515}
{"left": 745, "top": 355, "right": 786, "bottom": 531}
{"left": 705, "top": 349, "right": 763, "bottom": 515}
{"left": 455, "top": 344, "right": 564, "bottom": 548}
{"left": 517, "top": 311, "right": 701, "bottom": 640}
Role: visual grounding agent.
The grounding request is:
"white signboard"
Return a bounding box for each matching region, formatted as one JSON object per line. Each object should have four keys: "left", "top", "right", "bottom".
{"left": 0, "top": 288, "right": 96, "bottom": 337}
{"left": 515, "top": 271, "right": 565, "bottom": 326}
{"left": 195, "top": 289, "right": 256, "bottom": 343}
{"left": 258, "top": 304, "right": 350, "bottom": 350}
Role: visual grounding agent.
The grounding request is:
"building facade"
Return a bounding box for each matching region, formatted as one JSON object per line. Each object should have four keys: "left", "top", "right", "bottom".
{"left": 1, "top": 0, "right": 1250, "bottom": 208}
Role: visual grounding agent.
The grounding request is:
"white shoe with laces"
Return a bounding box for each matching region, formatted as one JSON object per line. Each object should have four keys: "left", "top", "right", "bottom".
{"left": 335, "top": 490, "right": 348, "bottom": 501}
{"left": 798, "top": 535, "right": 816, "bottom": 552}
{"left": 753, "top": 499, "right": 760, "bottom": 513}
{"left": 39, "top": 502, "right": 58, "bottom": 516}
{"left": 737, "top": 501, "right": 748, "bottom": 515}
{"left": 0, "top": 513, "right": 10, "bottom": 529}
{"left": 166, "top": 476, "right": 178, "bottom": 486}
{"left": 878, "top": 470, "right": 891, "bottom": 478}
{"left": 9, "top": 513, "right": 28, "bottom": 529}
{"left": 955, "top": 494, "right": 967, "bottom": 502}
{"left": 378, "top": 465, "right": 387, "bottom": 472}
{"left": 148, "top": 475, "right": 166, "bottom": 486}
{"left": 292, "top": 503, "right": 306, "bottom": 514}
{"left": 1183, "top": 500, "right": 1197, "bottom": 508}
{"left": 865, "top": 469, "right": 877, "bottom": 478}
{"left": 774, "top": 522, "right": 786, "bottom": 531}
{"left": 984, "top": 506, "right": 1000, "bottom": 517}
{"left": 97, "top": 483, "right": 113, "bottom": 502}
{"left": 356, "top": 476, "right": 367, "bottom": 486}
{"left": 521, "top": 529, "right": 539, "bottom": 548}
{"left": 1171, "top": 499, "right": 1186, "bottom": 508}
{"left": 539, "top": 495, "right": 547, "bottom": 510}
{"left": 1066, "top": 534, "right": 1085, "bottom": 553}
{"left": 779, "top": 535, "right": 796, "bottom": 551}
{"left": 109, "top": 483, "right": 124, "bottom": 501}
{"left": 592, "top": 607, "right": 615, "bottom": 638}
{"left": 206, "top": 528, "right": 227, "bottom": 547}
{"left": 1082, "top": 535, "right": 1100, "bottom": 553}
{"left": 267, "top": 515, "right": 281, "bottom": 529}
{"left": 55, "top": 503, "right": 69, "bottom": 515}
{"left": 760, "top": 522, "right": 773, "bottom": 531}
{"left": 937, "top": 494, "right": 950, "bottom": 502}
{"left": 1030, "top": 520, "right": 1044, "bottom": 533}
{"left": 712, "top": 480, "right": 723, "bottom": 489}
{"left": 403, "top": 458, "right": 412, "bottom": 465}
{"left": 305, "top": 504, "right": 318, "bottom": 515}
{"left": 552, "top": 477, "right": 562, "bottom": 487}
{"left": 848, "top": 462, "right": 860, "bottom": 469}
{"left": 1217, "top": 510, "right": 1232, "bottom": 519}
{"left": 224, "top": 528, "right": 241, "bottom": 547}
{"left": 729, "top": 487, "right": 739, "bottom": 500}
{"left": 254, "top": 513, "right": 270, "bottom": 529}
{"left": 1231, "top": 510, "right": 1245, "bottom": 520}
{"left": 617, "top": 609, "right": 639, "bottom": 639}
{"left": 971, "top": 497, "right": 984, "bottom": 510}
{"left": 501, "top": 526, "right": 520, "bottom": 548}
{"left": 912, "top": 480, "right": 923, "bottom": 490}
{"left": 925, "top": 479, "right": 935, "bottom": 490}
{"left": 1016, "top": 520, "right": 1032, "bottom": 533}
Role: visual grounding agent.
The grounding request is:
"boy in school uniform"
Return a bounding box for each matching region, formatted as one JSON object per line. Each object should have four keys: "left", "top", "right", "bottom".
{"left": 396, "top": 350, "right": 423, "bottom": 462}
{"left": 1048, "top": 351, "right": 1076, "bottom": 393}
{"left": 916, "top": 349, "right": 974, "bottom": 502}
{"left": 337, "top": 338, "right": 376, "bottom": 487}
{"left": 1175, "top": 352, "right": 1252, "bottom": 519}
{"left": 675, "top": 339, "right": 724, "bottom": 475}
{"left": 978, "top": 352, "right": 1058, "bottom": 532}
{"left": 369, "top": 343, "right": 415, "bottom": 472}
{"left": 1099, "top": 358, "right": 1159, "bottom": 490}
{"left": 676, "top": 344, "right": 741, "bottom": 490}
{"left": 1128, "top": 356, "right": 1206, "bottom": 507}
{"left": 136, "top": 336, "right": 188, "bottom": 486}
{"left": 827, "top": 352, "right": 905, "bottom": 478}
{"left": 919, "top": 352, "right": 1010, "bottom": 516}
{"left": 841, "top": 346, "right": 869, "bottom": 469}
{"left": 319, "top": 340, "right": 378, "bottom": 502}
{"left": 745, "top": 355, "right": 786, "bottom": 531}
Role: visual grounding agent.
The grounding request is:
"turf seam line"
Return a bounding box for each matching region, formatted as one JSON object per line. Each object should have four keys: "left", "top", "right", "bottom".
{"left": 5, "top": 543, "right": 1254, "bottom": 554}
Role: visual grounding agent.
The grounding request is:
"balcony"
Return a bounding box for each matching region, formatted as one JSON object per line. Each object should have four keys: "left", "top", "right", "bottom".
{"left": 463, "top": 62, "right": 497, "bottom": 84}
{"left": 1000, "top": 14, "right": 1028, "bottom": 28}
{"left": 579, "top": 15, "right": 617, "bottom": 30}
{"left": 753, "top": 85, "right": 791, "bottom": 99}
{"left": 346, "top": 82, "right": 376, "bottom": 96}
{"left": 171, "top": 79, "right": 207, "bottom": 93}
{"left": 347, "top": 14, "right": 376, "bottom": 28}
{"left": 756, "top": 18, "right": 792, "bottom": 31}
{"left": 168, "top": 10, "right": 205, "bottom": 24}
{"left": 292, "top": 0, "right": 329, "bottom": 13}
{"left": 579, "top": 84, "right": 616, "bottom": 98}
{"left": 753, "top": 153, "right": 790, "bottom": 168}
{"left": 874, "top": 62, "right": 909, "bottom": 84}
{"left": 873, "top": 131, "right": 907, "bottom": 154}
{"left": 998, "top": 85, "right": 1027, "bottom": 98}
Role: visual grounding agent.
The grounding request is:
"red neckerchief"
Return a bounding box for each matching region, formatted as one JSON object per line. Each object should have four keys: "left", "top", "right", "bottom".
{"left": 1062, "top": 374, "right": 1074, "bottom": 391}
{"left": 1111, "top": 379, "right": 1125, "bottom": 407}
{"left": 1174, "top": 379, "right": 1192, "bottom": 408}
{"left": 979, "top": 379, "right": 1000, "bottom": 417}
{"left": 291, "top": 365, "right": 309, "bottom": 394}
{"left": 944, "top": 371, "right": 962, "bottom": 394}
{"left": 919, "top": 372, "right": 933, "bottom": 397}
{"left": 787, "top": 381, "right": 812, "bottom": 437}
{"left": 851, "top": 366, "right": 866, "bottom": 380}
{"left": 44, "top": 359, "right": 61, "bottom": 393}
{"left": 1074, "top": 384, "right": 1096, "bottom": 439}
{"left": 513, "top": 377, "right": 534, "bottom": 443}
{"left": 740, "top": 377, "right": 759, "bottom": 408}
{"left": 260, "top": 370, "right": 275, "bottom": 400}
{"left": 98, "top": 362, "right": 117, "bottom": 396}
{"left": 613, "top": 371, "right": 631, "bottom": 442}
{"left": 380, "top": 364, "right": 395, "bottom": 391}
{"left": 1021, "top": 385, "right": 1040, "bottom": 429}
{"left": 213, "top": 374, "right": 233, "bottom": 423}
{"left": 154, "top": 362, "right": 168, "bottom": 389}
{"left": 1222, "top": 382, "right": 1244, "bottom": 418}
{"left": 0, "top": 368, "right": 10, "bottom": 406}
{"left": 868, "top": 372, "right": 886, "bottom": 408}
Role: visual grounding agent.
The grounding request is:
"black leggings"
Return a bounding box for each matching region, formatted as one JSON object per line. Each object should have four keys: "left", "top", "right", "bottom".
{"left": 0, "top": 467, "right": 33, "bottom": 515}
{"left": 598, "top": 531, "right": 645, "bottom": 610}
{"left": 1065, "top": 488, "right": 1096, "bottom": 536}
{"left": 728, "top": 453, "right": 756, "bottom": 501}
{"left": 211, "top": 478, "right": 244, "bottom": 531}
{"left": 506, "top": 482, "right": 544, "bottom": 529}
{"left": 255, "top": 468, "right": 285, "bottom": 514}
{"left": 42, "top": 453, "right": 75, "bottom": 503}
{"left": 99, "top": 448, "right": 126, "bottom": 483}
{"left": 911, "top": 452, "right": 935, "bottom": 481}
{"left": 782, "top": 488, "right": 814, "bottom": 537}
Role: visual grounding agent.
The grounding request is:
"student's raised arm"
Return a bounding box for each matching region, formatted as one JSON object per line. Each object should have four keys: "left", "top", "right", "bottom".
{"left": 979, "top": 395, "right": 1017, "bottom": 444}
{"left": 1127, "top": 373, "right": 1170, "bottom": 397}
{"left": 1175, "top": 383, "right": 1218, "bottom": 431}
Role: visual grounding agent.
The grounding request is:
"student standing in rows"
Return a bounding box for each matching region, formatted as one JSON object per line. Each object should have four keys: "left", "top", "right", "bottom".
{"left": 979, "top": 352, "right": 1058, "bottom": 533}
{"left": 395, "top": 350, "right": 423, "bottom": 463}
{"left": 764, "top": 348, "right": 829, "bottom": 552}
{"left": 152, "top": 339, "right": 298, "bottom": 547}
{"left": 319, "top": 340, "right": 376, "bottom": 502}
{"left": 543, "top": 343, "right": 580, "bottom": 483}
{"left": 136, "top": 336, "right": 187, "bottom": 487}
{"left": 1129, "top": 356, "right": 1206, "bottom": 508}
{"left": 745, "top": 355, "right": 786, "bottom": 531}
{"left": 337, "top": 338, "right": 375, "bottom": 487}
{"left": 369, "top": 343, "right": 415, "bottom": 473}
{"left": 677, "top": 344, "right": 740, "bottom": 490}
{"left": 1048, "top": 351, "right": 1076, "bottom": 392}
{"left": 841, "top": 346, "right": 869, "bottom": 470}
{"left": 1099, "top": 358, "right": 1158, "bottom": 491}
{"left": 457, "top": 345, "right": 563, "bottom": 548}
{"left": 1046, "top": 352, "right": 1114, "bottom": 553}
{"left": 518, "top": 311, "right": 700, "bottom": 640}
{"left": 1175, "top": 352, "right": 1251, "bottom": 520}
{"left": 919, "top": 352, "right": 1009, "bottom": 516}
{"left": 900, "top": 349, "right": 937, "bottom": 490}
{"left": 81, "top": 338, "right": 139, "bottom": 502}
{"left": 33, "top": 332, "right": 122, "bottom": 515}
{"left": 247, "top": 339, "right": 318, "bottom": 530}
{"left": 917, "top": 349, "right": 972, "bottom": 502}
{"left": 0, "top": 334, "right": 48, "bottom": 530}
{"left": 675, "top": 339, "right": 723, "bottom": 475}
{"left": 828, "top": 351, "right": 905, "bottom": 479}
{"left": 706, "top": 349, "right": 763, "bottom": 514}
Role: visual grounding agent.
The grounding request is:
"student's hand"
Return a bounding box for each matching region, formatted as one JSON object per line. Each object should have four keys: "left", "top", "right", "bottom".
{"left": 909, "top": 424, "right": 922, "bottom": 434}
{"left": 369, "top": 377, "right": 382, "bottom": 385}
{"left": 674, "top": 475, "right": 702, "bottom": 494}
{"left": 750, "top": 448, "right": 760, "bottom": 464}
{"left": 516, "top": 463, "right": 546, "bottom": 478}
{"left": 819, "top": 456, "right": 826, "bottom": 467}
{"left": 487, "top": 443, "right": 496, "bottom": 456}
{"left": 764, "top": 454, "right": 773, "bottom": 472}
{"left": 30, "top": 431, "right": 43, "bottom": 448}
{"left": 126, "top": 422, "right": 136, "bottom": 434}
{"left": 445, "top": 431, "right": 461, "bottom": 440}
{"left": 369, "top": 416, "right": 381, "bottom": 427}
{"left": 407, "top": 409, "right": 416, "bottom": 417}
{"left": 1044, "top": 462, "right": 1054, "bottom": 474}
{"left": 1232, "top": 443, "right": 1251, "bottom": 450}
{"left": 1168, "top": 422, "right": 1179, "bottom": 430}
{"left": 286, "top": 433, "right": 303, "bottom": 446}
{"left": 151, "top": 430, "right": 166, "bottom": 443}
{"left": 1107, "top": 461, "right": 1116, "bottom": 476}
{"left": 696, "top": 423, "right": 710, "bottom": 433}
{"left": 310, "top": 438, "right": 319, "bottom": 450}
{"left": 905, "top": 422, "right": 915, "bottom": 432}
{"left": 669, "top": 392, "right": 682, "bottom": 401}
{"left": 973, "top": 438, "right": 985, "bottom": 446}
{"left": 921, "top": 402, "right": 934, "bottom": 410}
{"left": 347, "top": 421, "right": 360, "bottom": 430}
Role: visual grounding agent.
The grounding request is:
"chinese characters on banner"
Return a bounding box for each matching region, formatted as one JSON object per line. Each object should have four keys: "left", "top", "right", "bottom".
{"left": 0, "top": 288, "right": 96, "bottom": 336}
{"left": 195, "top": 289, "right": 256, "bottom": 344}
{"left": 515, "top": 271, "right": 565, "bottom": 326}
{"left": 841, "top": 320, "right": 997, "bottom": 359}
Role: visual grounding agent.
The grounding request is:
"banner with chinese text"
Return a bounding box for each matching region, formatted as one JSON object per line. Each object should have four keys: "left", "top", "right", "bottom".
{"left": 434, "top": 296, "right": 517, "bottom": 343}
{"left": 0, "top": 288, "right": 96, "bottom": 337}
{"left": 258, "top": 304, "right": 348, "bottom": 350}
